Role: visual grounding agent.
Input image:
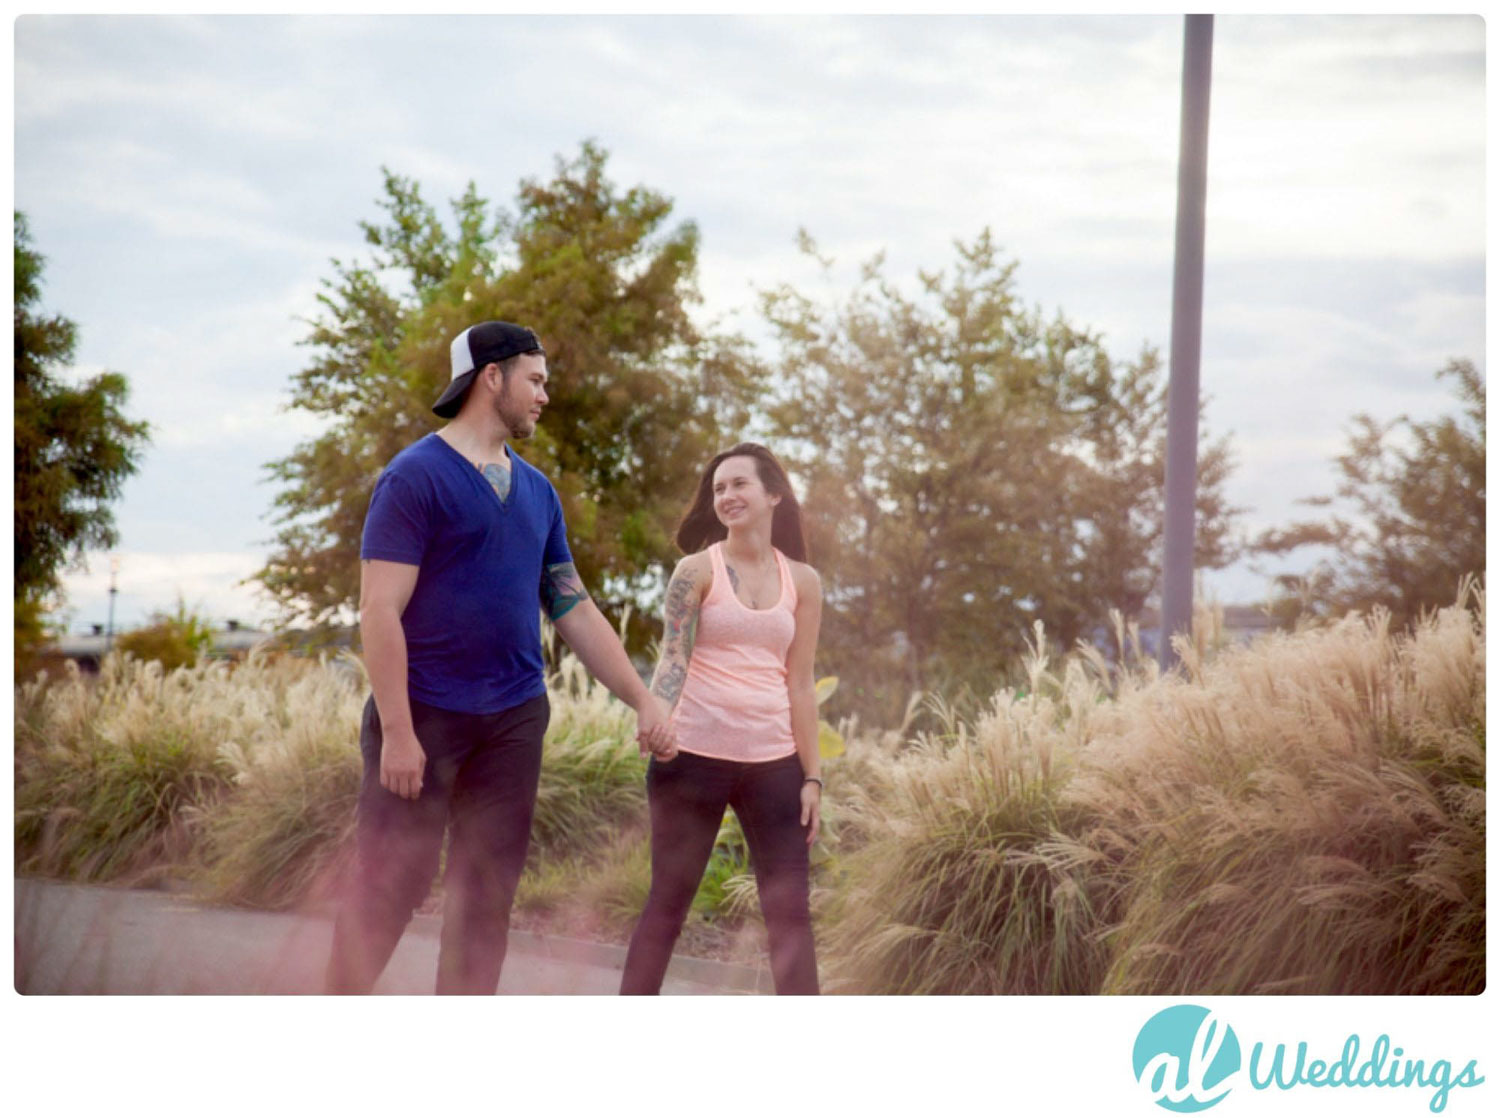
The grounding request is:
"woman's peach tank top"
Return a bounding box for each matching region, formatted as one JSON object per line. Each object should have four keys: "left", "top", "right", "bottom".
{"left": 669, "top": 541, "right": 799, "bottom": 762}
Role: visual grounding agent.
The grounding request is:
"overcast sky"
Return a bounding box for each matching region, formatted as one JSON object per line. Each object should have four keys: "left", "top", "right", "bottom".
{"left": 11, "top": 13, "right": 1486, "bottom": 633}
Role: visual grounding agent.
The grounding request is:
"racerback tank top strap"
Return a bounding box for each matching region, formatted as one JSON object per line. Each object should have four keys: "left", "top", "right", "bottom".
{"left": 706, "top": 540, "right": 733, "bottom": 605}
{"left": 773, "top": 545, "right": 798, "bottom": 612}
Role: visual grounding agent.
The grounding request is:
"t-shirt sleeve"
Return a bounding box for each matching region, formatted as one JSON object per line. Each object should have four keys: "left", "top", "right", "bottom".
{"left": 542, "top": 485, "right": 573, "bottom": 569}
{"left": 361, "top": 470, "right": 428, "bottom": 566}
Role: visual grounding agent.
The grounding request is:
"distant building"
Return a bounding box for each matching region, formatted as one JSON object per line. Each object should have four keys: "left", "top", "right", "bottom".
{"left": 1131, "top": 603, "right": 1280, "bottom": 660}
{"left": 51, "top": 620, "right": 273, "bottom": 674}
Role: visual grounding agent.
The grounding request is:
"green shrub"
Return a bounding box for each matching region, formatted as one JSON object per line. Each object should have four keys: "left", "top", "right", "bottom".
{"left": 115, "top": 598, "right": 217, "bottom": 671}
{"left": 526, "top": 654, "right": 649, "bottom": 859}
{"left": 691, "top": 809, "right": 754, "bottom": 919}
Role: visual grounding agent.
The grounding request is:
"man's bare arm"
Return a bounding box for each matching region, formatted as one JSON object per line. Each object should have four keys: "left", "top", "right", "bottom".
{"left": 551, "top": 565, "right": 678, "bottom": 757}
{"left": 360, "top": 559, "right": 425, "bottom": 799}
{"left": 547, "top": 562, "right": 651, "bottom": 706}
{"left": 540, "top": 561, "right": 590, "bottom": 622}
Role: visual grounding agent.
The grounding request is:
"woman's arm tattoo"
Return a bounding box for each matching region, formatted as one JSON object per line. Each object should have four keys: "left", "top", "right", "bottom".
{"left": 654, "top": 661, "right": 689, "bottom": 708}
{"left": 541, "top": 561, "right": 590, "bottom": 621}
{"left": 650, "top": 565, "right": 700, "bottom": 707}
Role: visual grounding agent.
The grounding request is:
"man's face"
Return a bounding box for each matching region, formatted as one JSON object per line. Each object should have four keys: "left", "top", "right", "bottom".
{"left": 494, "top": 352, "right": 549, "bottom": 439}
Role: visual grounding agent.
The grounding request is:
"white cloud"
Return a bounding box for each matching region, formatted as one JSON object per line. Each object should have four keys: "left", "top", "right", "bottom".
{"left": 1203, "top": 18, "right": 1483, "bottom": 262}
{"left": 56, "top": 272, "right": 338, "bottom": 452}
{"left": 16, "top": 64, "right": 318, "bottom": 145}
{"left": 141, "top": 395, "right": 332, "bottom": 451}
{"left": 57, "top": 550, "right": 277, "bottom": 632}
{"left": 14, "top": 13, "right": 1485, "bottom": 615}
{"left": 1390, "top": 292, "right": 1486, "bottom": 368}
{"left": 32, "top": 136, "right": 352, "bottom": 261}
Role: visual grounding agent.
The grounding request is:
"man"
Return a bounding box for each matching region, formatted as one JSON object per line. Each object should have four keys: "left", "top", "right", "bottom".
{"left": 325, "top": 319, "right": 673, "bottom": 995}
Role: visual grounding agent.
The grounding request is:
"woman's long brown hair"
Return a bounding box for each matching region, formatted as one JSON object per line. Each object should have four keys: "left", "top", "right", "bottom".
{"left": 675, "top": 443, "right": 808, "bottom": 562}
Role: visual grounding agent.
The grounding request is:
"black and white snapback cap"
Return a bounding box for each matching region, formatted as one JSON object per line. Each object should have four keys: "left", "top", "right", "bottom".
{"left": 432, "top": 321, "right": 544, "bottom": 418}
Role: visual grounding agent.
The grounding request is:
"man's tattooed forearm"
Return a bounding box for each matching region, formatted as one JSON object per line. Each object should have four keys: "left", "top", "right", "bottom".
{"left": 541, "top": 561, "right": 590, "bottom": 621}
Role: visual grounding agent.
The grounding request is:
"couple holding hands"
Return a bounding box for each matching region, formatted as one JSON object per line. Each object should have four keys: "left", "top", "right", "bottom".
{"left": 325, "top": 320, "right": 822, "bottom": 996}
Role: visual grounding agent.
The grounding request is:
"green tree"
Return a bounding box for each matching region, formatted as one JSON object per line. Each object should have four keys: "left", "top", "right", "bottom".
{"left": 1254, "top": 360, "right": 1485, "bottom": 630}
{"left": 258, "top": 142, "right": 761, "bottom": 641}
{"left": 761, "top": 232, "right": 1239, "bottom": 718}
{"left": 115, "top": 597, "right": 217, "bottom": 671}
{"left": 13, "top": 213, "right": 150, "bottom": 672}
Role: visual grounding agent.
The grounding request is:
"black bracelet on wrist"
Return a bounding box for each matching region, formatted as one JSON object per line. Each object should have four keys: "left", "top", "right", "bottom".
{"left": 803, "top": 776, "right": 823, "bottom": 787}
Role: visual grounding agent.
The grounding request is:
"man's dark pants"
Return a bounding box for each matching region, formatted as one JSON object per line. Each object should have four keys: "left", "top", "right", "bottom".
{"left": 326, "top": 691, "right": 549, "bottom": 995}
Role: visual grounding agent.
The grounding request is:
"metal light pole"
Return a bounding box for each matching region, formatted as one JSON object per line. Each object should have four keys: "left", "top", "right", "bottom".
{"left": 1159, "top": 14, "right": 1214, "bottom": 671}
{"left": 105, "top": 555, "right": 120, "bottom": 654}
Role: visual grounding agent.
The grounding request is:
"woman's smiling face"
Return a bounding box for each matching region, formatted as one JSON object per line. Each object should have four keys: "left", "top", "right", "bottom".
{"left": 713, "top": 455, "right": 778, "bottom": 528}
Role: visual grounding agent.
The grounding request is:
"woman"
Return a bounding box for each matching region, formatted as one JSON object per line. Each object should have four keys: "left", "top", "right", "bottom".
{"left": 621, "top": 442, "right": 823, "bottom": 995}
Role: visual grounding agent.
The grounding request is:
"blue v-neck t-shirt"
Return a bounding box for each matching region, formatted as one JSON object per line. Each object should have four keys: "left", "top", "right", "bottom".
{"left": 360, "top": 433, "right": 573, "bottom": 715}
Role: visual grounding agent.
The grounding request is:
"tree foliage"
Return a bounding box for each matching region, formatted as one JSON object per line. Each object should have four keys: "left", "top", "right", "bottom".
{"left": 1254, "top": 360, "right": 1485, "bottom": 630}
{"left": 13, "top": 212, "right": 150, "bottom": 667}
{"left": 760, "top": 232, "right": 1239, "bottom": 717}
{"left": 258, "top": 143, "right": 761, "bottom": 639}
{"left": 115, "top": 597, "right": 217, "bottom": 672}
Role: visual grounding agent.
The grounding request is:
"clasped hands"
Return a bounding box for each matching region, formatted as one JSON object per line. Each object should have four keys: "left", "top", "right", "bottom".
{"left": 635, "top": 695, "right": 679, "bottom": 761}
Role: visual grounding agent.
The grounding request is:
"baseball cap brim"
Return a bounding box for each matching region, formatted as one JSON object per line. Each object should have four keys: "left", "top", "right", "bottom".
{"left": 432, "top": 368, "right": 478, "bottom": 419}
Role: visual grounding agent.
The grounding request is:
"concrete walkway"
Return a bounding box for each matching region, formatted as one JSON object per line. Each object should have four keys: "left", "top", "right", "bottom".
{"left": 13, "top": 878, "right": 771, "bottom": 995}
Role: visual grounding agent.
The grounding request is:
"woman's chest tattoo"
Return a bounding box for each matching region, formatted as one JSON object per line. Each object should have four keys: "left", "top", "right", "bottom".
{"left": 725, "top": 562, "right": 775, "bottom": 608}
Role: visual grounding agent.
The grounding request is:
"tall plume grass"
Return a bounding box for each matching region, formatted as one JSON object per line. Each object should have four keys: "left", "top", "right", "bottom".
{"left": 1075, "top": 584, "right": 1485, "bottom": 995}
{"left": 822, "top": 588, "right": 1485, "bottom": 995}
{"left": 822, "top": 628, "right": 1117, "bottom": 993}
{"left": 194, "top": 653, "right": 367, "bottom": 909}
{"left": 530, "top": 654, "right": 647, "bottom": 862}
{"left": 15, "top": 652, "right": 298, "bottom": 885}
{"left": 16, "top": 645, "right": 655, "bottom": 913}
{"left": 17, "top": 586, "right": 1483, "bottom": 992}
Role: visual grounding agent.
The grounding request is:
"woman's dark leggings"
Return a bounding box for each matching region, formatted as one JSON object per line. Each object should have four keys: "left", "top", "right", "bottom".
{"left": 620, "top": 750, "right": 819, "bottom": 995}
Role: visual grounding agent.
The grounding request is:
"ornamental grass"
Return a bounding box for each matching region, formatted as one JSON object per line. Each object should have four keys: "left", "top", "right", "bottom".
{"left": 15, "top": 584, "right": 1484, "bottom": 994}
{"left": 1074, "top": 583, "right": 1485, "bottom": 995}
{"left": 818, "top": 585, "right": 1485, "bottom": 995}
